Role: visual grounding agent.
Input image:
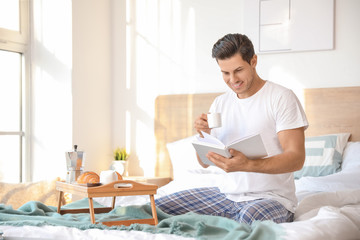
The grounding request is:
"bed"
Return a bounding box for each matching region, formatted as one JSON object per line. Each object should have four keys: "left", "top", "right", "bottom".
{"left": 1, "top": 86, "right": 360, "bottom": 239}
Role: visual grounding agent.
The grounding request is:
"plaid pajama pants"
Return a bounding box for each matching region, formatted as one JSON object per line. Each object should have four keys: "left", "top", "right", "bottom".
{"left": 155, "top": 187, "right": 294, "bottom": 225}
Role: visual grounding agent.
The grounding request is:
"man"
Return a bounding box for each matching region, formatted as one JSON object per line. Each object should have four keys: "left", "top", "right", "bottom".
{"left": 155, "top": 33, "right": 308, "bottom": 224}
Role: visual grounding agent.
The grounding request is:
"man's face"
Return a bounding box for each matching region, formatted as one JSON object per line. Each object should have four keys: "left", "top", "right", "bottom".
{"left": 217, "top": 53, "right": 258, "bottom": 99}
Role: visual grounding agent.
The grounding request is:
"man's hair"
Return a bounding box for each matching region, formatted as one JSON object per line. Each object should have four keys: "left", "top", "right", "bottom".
{"left": 212, "top": 33, "right": 255, "bottom": 64}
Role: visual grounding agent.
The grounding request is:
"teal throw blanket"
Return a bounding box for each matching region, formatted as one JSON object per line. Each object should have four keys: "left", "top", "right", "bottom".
{"left": 0, "top": 199, "right": 285, "bottom": 240}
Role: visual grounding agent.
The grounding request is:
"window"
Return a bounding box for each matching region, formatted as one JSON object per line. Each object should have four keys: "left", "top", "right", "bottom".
{"left": 0, "top": 0, "right": 29, "bottom": 182}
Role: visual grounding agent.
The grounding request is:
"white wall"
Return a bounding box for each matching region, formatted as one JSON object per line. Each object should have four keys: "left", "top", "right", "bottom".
{"left": 30, "top": 0, "right": 113, "bottom": 181}
{"left": 30, "top": 0, "right": 72, "bottom": 181}
{"left": 254, "top": 0, "right": 360, "bottom": 94}
{"left": 72, "top": 0, "right": 112, "bottom": 172}
{"left": 67, "top": 0, "right": 360, "bottom": 177}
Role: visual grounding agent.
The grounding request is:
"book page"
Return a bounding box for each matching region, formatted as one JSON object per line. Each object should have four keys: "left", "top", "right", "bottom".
{"left": 192, "top": 142, "right": 230, "bottom": 166}
{"left": 196, "top": 131, "right": 225, "bottom": 147}
{"left": 227, "top": 134, "right": 267, "bottom": 159}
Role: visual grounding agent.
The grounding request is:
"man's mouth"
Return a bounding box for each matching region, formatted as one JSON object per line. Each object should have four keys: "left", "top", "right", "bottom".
{"left": 231, "top": 81, "right": 243, "bottom": 89}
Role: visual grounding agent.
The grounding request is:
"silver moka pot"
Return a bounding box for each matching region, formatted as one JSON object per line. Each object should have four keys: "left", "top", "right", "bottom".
{"left": 65, "top": 145, "right": 85, "bottom": 183}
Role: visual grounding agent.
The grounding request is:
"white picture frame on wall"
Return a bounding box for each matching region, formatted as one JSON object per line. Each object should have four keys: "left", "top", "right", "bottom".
{"left": 244, "top": 0, "right": 335, "bottom": 53}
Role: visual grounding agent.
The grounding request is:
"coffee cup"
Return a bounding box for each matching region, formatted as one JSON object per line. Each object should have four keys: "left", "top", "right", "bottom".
{"left": 207, "top": 112, "right": 222, "bottom": 128}
{"left": 100, "top": 170, "right": 118, "bottom": 184}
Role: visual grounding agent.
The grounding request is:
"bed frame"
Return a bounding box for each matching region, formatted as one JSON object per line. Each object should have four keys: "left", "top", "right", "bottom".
{"left": 304, "top": 87, "right": 360, "bottom": 141}
{"left": 154, "top": 86, "right": 360, "bottom": 178}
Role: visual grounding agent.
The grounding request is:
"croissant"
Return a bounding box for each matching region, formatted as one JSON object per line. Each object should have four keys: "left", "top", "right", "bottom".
{"left": 77, "top": 171, "right": 100, "bottom": 184}
{"left": 115, "top": 171, "right": 123, "bottom": 180}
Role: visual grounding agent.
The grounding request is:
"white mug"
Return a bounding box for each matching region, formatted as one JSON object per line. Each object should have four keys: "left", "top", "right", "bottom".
{"left": 207, "top": 112, "right": 222, "bottom": 128}
{"left": 100, "top": 170, "right": 118, "bottom": 184}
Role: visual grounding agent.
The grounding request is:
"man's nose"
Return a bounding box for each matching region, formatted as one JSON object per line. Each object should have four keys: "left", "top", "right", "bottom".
{"left": 229, "top": 73, "right": 237, "bottom": 83}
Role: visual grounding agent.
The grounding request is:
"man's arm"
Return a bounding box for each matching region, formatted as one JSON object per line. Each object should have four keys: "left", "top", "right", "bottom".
{"left": 206, "top": 127, "right": 306, "bottom": 174}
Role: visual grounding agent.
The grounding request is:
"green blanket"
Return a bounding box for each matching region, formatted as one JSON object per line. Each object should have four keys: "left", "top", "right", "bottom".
{"left": 0, "top": 199, "right": 284, "bottom": 240}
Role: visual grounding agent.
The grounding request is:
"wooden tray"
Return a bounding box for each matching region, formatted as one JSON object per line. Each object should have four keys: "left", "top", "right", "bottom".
{"left": 56, "top": 180, "right": 159, "bottom": 226}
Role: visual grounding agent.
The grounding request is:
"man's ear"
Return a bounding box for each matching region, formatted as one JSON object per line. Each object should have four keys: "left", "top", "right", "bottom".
{"left": 250, "top": 55, "right": 257, "bottom": 67}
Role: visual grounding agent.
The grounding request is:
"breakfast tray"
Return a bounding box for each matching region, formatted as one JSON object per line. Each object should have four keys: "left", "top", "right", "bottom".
{"left": 56, "top": 180, "right": 158, "bottom": 226}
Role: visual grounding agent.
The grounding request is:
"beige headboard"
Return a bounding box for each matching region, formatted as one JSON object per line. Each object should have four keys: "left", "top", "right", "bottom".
{"left": 304, "top": 86, "right": 360, "bottom": 141}
{"left": 155, "top": 86, "right": 360, "bottom": 178}
{"left": 154, "top": 93, "right": 222, "bottom": 178}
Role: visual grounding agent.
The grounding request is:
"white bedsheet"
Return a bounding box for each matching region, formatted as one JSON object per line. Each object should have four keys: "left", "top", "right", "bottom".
{"left": 282, "top": 190, "right": 360, "bottom": 240}
{"left": 0, "top": 225, "right": 190, "bottom": 240}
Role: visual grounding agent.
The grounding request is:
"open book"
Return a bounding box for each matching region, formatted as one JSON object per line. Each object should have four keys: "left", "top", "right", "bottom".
{"left": 192, "top": 132, "right": 268, "bottom": 166}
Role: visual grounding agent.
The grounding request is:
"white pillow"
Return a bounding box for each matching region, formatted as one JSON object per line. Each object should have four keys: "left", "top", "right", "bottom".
{"left": 166, "top": 136, "right": 224, "bottom": 179}
{"left": 294, "top": 133, "right": 351, "bottom": 179}
{"left": 341, "top": 141, "right": 360, "bottom": 171}
{"left": 166, "top": 136, "right": 203, "bottom": 179}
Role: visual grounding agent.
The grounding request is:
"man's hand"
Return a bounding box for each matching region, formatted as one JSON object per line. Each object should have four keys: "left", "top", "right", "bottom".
{"left": 194, "top": 113, "right": 211, "bottom": 137}
{"left": 206, "top": 149, "right": 249, "bottom": 172}
{"left": 194, "top": 113, "right": 212, "bottom": 168}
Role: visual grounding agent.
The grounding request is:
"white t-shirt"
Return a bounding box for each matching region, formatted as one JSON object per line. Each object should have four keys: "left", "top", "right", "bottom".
{"left": 209, "top": 81, "right": 308, "bottom": 212}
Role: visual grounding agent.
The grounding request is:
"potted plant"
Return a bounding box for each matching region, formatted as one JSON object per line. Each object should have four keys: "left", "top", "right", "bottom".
{"left": 111, "top": 147, "right": 129, "bottom": 175}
